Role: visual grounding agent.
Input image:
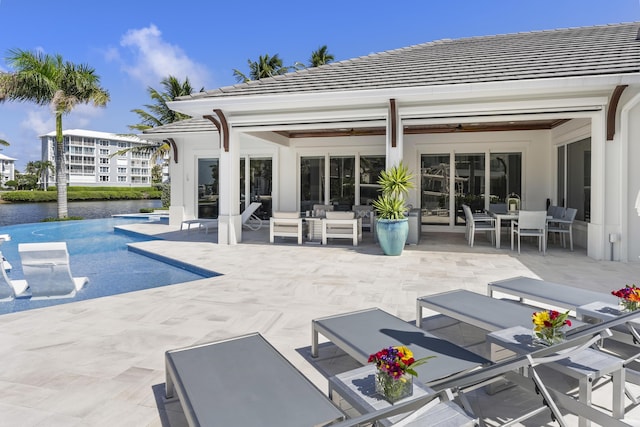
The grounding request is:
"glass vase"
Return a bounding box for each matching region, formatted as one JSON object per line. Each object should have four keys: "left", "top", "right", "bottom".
{"left": 619, "top": 298, "right": 640, "bottom": 313}
{"left": 533, "top": 326, "right": 565, "bottom": 346}
{"left": 374, "top": 369, "right": 413, "bottom": 403}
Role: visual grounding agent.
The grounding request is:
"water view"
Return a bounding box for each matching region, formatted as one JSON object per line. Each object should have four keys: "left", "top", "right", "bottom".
{"left": 0, "top": 199, "right": 163, "bottom": 227}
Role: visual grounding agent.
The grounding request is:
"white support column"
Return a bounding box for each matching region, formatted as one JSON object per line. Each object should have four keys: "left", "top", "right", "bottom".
{"left": 217, "top": 127, "right": 242, "bottom": 244}
{"left": 587, "top": 110, "right": 607, "bottom": 260}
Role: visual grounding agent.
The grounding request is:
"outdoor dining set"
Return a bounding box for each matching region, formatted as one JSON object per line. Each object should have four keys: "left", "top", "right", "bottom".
{"left": 463, "top": 201, "right": 578, "bottom": 254}
{"left": 163, "top": 276, "right": 640, "bottom": 426}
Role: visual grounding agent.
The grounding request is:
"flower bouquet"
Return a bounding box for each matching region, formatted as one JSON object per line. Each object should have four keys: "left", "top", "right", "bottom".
{"left": 532, "top": 309, "right": 572, "bottom": 346}
{"left": 611, "top": 284, "right": 640, "bottom": 312}
{"left": 368, "top": 346, "right": 434, "bottom": 403}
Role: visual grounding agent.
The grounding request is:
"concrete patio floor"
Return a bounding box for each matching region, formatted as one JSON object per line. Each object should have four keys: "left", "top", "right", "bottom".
{"left": 1, "top": 222, "right": 640, "bottom": 426}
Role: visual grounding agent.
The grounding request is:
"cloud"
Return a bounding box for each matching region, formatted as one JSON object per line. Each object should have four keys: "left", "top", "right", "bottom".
{"left": 117, "top": 24, "right": 209, "bottom": 89}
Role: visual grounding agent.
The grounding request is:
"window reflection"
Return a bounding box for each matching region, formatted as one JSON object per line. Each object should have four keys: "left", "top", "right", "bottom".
{"left": 198, "top": 158, "right": 218, "bottom": 219}
{"left": 359, "top": 156, "right": 385, "bottom": 206}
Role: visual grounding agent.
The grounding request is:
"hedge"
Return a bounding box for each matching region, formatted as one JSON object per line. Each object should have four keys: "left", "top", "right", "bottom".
{"left": 1, "top": 188, "right": 161, "bottom": 202}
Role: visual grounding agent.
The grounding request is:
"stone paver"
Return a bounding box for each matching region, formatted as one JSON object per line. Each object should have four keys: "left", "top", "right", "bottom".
{"left": 0, "top": 223, "right": 639, "bottom": 426}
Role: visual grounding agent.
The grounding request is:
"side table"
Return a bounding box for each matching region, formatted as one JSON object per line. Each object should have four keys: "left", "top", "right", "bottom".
{"left": 328, "top": 365, "right": 475, "bottom": 427}
{"left": 487, "top": 325, "right": 625, "bottom": 427}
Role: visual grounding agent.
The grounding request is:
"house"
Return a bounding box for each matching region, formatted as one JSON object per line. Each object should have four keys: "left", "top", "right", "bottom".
{"left": 142, "top": 22, "right": 640, "bottom": 261}
{"left": 40, "top": 129, "right": 157, "bottom": 187}
{"left": 0, "top": 153, "right": 16, "bottom": 186}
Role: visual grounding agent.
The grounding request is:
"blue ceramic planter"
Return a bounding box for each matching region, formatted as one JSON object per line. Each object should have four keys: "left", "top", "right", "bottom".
{"left": 376, "top": 218, "right": 409, "bottom": 256}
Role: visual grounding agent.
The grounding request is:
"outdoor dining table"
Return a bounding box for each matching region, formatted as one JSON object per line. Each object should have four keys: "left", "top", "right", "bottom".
{"left": 487, "top": 210, "right": 552, "bottom": 249}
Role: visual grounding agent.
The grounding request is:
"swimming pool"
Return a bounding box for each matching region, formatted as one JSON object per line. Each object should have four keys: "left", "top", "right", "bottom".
{"left": 0, "top": 218, "right": 218, "bottom": 315}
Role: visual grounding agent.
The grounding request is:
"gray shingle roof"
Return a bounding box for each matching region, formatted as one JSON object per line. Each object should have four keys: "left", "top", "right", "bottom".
{"left": 142, "top": 117, "right": 216, "bottom": 135}
{"left": 184, "top": 22, "right": 640, "bottom": 100}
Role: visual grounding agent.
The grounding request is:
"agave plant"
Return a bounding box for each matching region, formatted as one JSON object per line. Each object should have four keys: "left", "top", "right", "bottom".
{"left": 372, "top": 162, "right": 414, "bottom": 220}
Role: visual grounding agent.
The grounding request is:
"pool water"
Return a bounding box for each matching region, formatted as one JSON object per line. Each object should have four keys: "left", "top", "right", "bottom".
{"left": 0, "top": 218, "right": 218, "bottom": 315}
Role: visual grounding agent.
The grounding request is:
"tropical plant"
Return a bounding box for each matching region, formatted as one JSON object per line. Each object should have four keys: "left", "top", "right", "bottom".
{"left": 129, "top": 75, "right": 199, "bottom": 132}
{"left": 232, "top": 53, "right": 288, "bottom": 83}
{"left": 119, "top": 75, "right": 203, "bottom": 170}
{"left": 0, "top": 48, "right": 109, "bottom": 218}
{"left": 25, "top": 160, "right": 54, "bottom": 190}
{"left": 309, "top": 45, "right": 334, "bottom": 67}
{"left": 372, "top": 162, "right": 415, "bottom": 220}
{"left": 0, "top": 139, "right": 9, "bottom": 146}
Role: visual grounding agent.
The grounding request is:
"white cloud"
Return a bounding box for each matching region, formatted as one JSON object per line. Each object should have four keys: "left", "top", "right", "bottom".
{"left": 117, "top": 24, "right": 209, "bottom": 88}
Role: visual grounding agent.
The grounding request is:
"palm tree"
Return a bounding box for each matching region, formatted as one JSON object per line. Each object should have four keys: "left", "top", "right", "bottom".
{"left": 233, "top": 53, "right": 288, "bottom": 83}
{"left": 0, "top": 49, "right": 109, "bottom": 218}
{"left": 121, "top": 75, "right": 203, "bottom": 164}
{"left": 25, "top": 160, "right": 54, "bottom": 190}
{"left": 0, "top": 139, "right": 9, "bottom": 147}
{"left": 129, "top": 75, "right": 200, "bottom": 132}
{"left": 309, "top": 45, "right": 334, "bottom": 67}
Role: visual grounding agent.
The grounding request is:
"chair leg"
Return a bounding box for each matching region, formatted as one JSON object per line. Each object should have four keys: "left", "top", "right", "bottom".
{"left": 518, "top": 234, "right": 521, "bottom": 254}
{"left": 569, "top": 227, "right": 573, "bottom": 251}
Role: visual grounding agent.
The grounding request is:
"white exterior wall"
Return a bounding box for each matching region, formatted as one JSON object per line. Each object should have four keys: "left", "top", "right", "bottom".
{"left": 622, "top": 91, "right": 640, "bottom": 262}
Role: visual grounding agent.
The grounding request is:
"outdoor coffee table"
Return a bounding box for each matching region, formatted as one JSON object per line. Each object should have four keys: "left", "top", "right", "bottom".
{"left": 328, "top": 365, "right": 476, "bottom": 427}
{"left": 487, "top": 325, "right": 625, "bottom": 427}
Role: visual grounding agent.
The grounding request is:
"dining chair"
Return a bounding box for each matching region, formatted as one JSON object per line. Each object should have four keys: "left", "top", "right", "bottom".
{"left": 511, "top": 210, "right": 547, "bottom": 254}
{"left": 547, "top": 207, "right": 577, "bottom": 251}
{"left": 462, "top": 204, "right": 495, "bottom": 247}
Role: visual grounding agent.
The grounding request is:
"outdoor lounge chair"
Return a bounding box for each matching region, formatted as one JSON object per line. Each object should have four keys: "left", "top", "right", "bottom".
{"left": 311, "top": 307, "right": 489, "bottom": 386}
{"left": 182, "top": 201, "right": 264, "bottom": 234}
{"left": 487, "top": 276, "right": 619, "bottom": 309}
{"left": 18, "top": 242, "right": 88, "bottom": 300}
{"left": 417, "top": 289, "right": 636, "bottom": 424}
{"left": 322, "top": 211, "right": 361, "bottom": 246}
{"left": 165, "top": 332, "right": 476, "bottom": 427}
{"left": 0, "top": 251, "right": 29, "bottom": 301}
{"left": 269, "top": 211, "right": 303, "bottom": 244}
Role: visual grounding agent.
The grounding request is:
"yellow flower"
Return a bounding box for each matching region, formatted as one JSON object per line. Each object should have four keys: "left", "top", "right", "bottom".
{"left": 397, "top": 346, "right": 413, "bottom": 359}
{"left": 532, "top": 311, "right": 550, "bottom": 330}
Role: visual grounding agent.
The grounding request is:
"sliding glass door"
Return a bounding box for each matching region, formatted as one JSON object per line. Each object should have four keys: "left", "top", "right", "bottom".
{"left": 197, "top": 158, "right": 219, "bottom": 218}
{"left": 420, "top": 152, "right": 522, "bottom": 227}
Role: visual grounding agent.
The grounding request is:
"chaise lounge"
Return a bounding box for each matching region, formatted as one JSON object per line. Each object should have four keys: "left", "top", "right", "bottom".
{"left": 165, "top": 332, "right": 478, "bottom": 427}
{"left": 18, "top": 242, "right": 89, "bottom": 300}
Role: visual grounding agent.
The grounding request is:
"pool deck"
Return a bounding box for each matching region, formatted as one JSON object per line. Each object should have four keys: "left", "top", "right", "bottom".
{"left": 1, "top": 222, "right": 640, "bottom": 426}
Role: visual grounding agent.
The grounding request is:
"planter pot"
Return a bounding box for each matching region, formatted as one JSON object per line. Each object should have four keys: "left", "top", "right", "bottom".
{"left": 376, "top": 218, "right": 409, "bottom": 256}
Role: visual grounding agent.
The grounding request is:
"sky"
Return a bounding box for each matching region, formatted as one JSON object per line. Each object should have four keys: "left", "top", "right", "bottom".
{"left": 0, "top": 0, "right": 639, "bottom": 170}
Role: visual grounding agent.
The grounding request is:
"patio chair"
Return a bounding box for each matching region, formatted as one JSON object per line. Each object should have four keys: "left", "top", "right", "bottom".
{"left": 312, "top": 203, "right": 334, "bottom": 218}
{"left": 18, "top": 242, "right": 88, "bottom": 300}
{"left": 165, "top": 332, "right": 478, "bottom": 427}
{"left": 194, "top": 201, "right": 264, "bottom": 234}
{"left": 322, "top": 211, "right": 361, "bottom": 246}
{"left": 352, "top": 205, "right": 375, "bottom": 232}
{"left": 269, "top": 211, "right": 303, "bottom": 244}
{"left": 462, "top": 204, "right": 495, "bottom": 247}
{"left": 510, "top": 210, "right": 547, "bottom": 254}
{"left": 417, "top": 290, "right": 638, "bottom": 424}
{"left": 487, "top": 276, "right": 619, "bottom": 310}
{"left": 0, "top": 252, "right": 29, "bottom": 301}
{"left": 547, "top": 207, "right": 577, "bottom": 251}
{"left": 311, "top": 307, "right": 489, "bottom": 385}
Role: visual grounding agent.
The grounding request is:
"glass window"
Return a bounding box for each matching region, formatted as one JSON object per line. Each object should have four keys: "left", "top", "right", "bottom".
{"left": 455, "top": 154, "right": 485, "bottom": 225}
{"left": 489, "top": 153, "right": 522, "bottom": 203}
{"left": 329, "top": 156, "right": 355, "bottom": 210}
{"left": 567, "top": 138, "right": 590, "bottom": 222}
{"left": 420, "top": 154, "right": 451, "bottom": 225}
{"left": 359, "top": 156, "right": 385, "bottom": 206}
{"left": 244, "top": 158, "right": 272, "bottom": 219}
{"left": 300, "top": 157, "right": 325, "bottom": 213}
{"left": 198, "top": 159, "right": 219, "bottom": 219}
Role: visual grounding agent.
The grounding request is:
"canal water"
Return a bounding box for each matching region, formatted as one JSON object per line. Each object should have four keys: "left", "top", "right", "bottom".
{"left": 0, "top": 199, "right": 163, "bottom": 227}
